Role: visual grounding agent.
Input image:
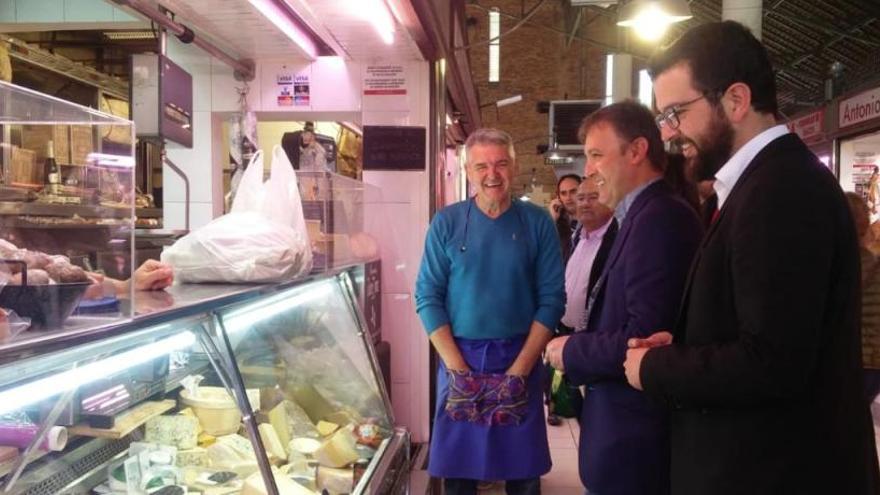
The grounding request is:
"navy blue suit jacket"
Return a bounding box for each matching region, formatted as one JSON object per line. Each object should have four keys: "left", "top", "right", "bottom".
{"left": 562, "top": 179, "right": 702, "bottom": 495}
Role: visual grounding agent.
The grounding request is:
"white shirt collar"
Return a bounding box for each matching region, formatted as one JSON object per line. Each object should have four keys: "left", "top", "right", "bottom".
{"left": 714, "top": 124, "right": 790, "bottom": 209}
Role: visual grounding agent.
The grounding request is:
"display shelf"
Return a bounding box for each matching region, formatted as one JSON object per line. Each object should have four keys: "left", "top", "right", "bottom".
{"left": 0, "top": 268, "right": 408, "bottom": 495}
{"left": 67, "top": 400, "right": 175, "bottom": 439}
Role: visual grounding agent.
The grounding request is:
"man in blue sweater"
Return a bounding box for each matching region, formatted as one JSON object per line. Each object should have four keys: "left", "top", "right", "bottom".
{"left": 415, "top": 128, "right": 565, "bottom": 495}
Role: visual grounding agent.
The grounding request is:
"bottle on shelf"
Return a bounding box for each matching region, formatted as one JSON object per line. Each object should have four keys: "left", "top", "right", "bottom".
{"left": 45, "top": 140, "right": 60, "bottom": 195}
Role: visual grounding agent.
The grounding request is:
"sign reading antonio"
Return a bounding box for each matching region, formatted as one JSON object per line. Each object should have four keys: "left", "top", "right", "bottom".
{"left": 363, "top": 126, "right": 426, "bottom": 171}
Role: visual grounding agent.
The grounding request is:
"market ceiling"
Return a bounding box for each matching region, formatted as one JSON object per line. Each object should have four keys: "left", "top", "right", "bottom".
{"left": 681, "top": 0, "right": 880, "bottom": 119}
{"left": 494, "top": 0, "right": 880, "bottom": 119}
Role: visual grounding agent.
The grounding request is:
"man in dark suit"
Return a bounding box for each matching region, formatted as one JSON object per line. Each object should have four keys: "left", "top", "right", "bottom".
{"left": 624, "top": 21, "right": 879, "bottom": 495}
{"left": 545, "top": 100, "right": 702, "bottom": 495}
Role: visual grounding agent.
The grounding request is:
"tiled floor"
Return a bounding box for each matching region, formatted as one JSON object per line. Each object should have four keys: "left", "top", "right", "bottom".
{"left": 478, "top": 415, "right": 583, "bottom": 494}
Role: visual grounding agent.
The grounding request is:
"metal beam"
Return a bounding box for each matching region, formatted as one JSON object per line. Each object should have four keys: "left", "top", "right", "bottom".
{"left": 767, "top": 11, "right": 879, "bottom": 48}
{"left": 566, "top": 8, "right": 584, "bottom": 50}
{"left": 776, "top": 16, "right": 877, "bottom": 73}
{"left": 109, "top": 0, "right": 254, "bottom": 81}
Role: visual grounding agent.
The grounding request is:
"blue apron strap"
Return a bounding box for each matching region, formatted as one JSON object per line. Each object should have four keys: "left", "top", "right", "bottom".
{"left": 479, "top": 343, "right": 490, "bottom": 373}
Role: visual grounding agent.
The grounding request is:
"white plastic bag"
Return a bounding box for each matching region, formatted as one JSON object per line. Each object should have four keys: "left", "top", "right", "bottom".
{"left": 161, "top": 146, "right": 313, "bottom": 283}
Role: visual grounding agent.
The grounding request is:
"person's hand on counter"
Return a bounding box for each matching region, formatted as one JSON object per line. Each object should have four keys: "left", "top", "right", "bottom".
{"left": 130, "top": 259, "right": 174, "bottom": 291}
{"left": 83, "top": 260, "right": 174, "bottom": 299}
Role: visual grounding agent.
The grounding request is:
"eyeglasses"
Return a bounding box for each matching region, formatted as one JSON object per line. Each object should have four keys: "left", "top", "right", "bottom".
{"left": 655, "top": 95, "right": 707, "bottom": 131}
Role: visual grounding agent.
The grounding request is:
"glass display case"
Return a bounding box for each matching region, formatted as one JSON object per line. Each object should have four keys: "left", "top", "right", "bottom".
{"left": 0, "top": 271, "right": 409, "bottom": 495}
{"left": 296, "top": 172, "right": 380, "bottom": 274}
{"left": 0, "top": 81, "right": 136, "bottom": 336}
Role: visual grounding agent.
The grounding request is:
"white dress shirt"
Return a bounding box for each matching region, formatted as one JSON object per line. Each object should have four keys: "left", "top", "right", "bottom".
{"left": 561, "top": 217, "right": 614, "bottom": 328}
{"left": 714, "top": 124, "right": 790, "bottom": 209}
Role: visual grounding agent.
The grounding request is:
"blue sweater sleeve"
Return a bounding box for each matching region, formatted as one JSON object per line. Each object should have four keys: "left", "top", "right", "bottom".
{"left": 414, "top": 212, "right": 452, "bottom": 335}
{"left": 532, "top": 211, "right": 566, "bottom": 330}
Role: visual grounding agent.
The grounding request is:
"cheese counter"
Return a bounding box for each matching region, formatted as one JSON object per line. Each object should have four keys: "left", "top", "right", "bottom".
{"left": 0, "top": 267, "right": 409, "bottom": 495}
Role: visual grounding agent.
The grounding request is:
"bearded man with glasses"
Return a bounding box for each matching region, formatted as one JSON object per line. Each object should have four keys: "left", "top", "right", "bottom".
{"left": 624, "top": 20, "right": 879, "bottom": 495}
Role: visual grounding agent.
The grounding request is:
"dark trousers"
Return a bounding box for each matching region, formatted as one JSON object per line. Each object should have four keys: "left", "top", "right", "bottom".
{"left": 443, "top": 478, "right": 541, "bottom": 495}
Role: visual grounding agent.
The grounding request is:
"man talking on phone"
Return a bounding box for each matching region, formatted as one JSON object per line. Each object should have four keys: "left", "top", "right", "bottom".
{"left": 549, "top": 174, "right": 581, "bottom": 264}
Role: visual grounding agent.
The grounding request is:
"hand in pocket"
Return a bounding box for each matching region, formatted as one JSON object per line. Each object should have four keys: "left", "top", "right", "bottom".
{"left": 445, "top": 371, "right": 529, "bottom": 426}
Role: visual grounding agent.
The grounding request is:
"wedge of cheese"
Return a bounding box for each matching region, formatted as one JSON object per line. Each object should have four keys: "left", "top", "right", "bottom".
{"left": 145, "top": 416, "right": 199, "bottom": 450}
{"left": 313, "top": 427, "right": 359, "bottom": 468}
{"left": 177, "top": 447, "right": 210, "bottom": 468}
{"left": 316, "top": 421, "right": 338, "bottom": 437}
{"left": 257, "top": 423, "right": 286, "bottom": 465}
{"left": 268, "top": 400, "right": 319, "bottom": 455}
{"left": 316, "top": 467, "right": 354, "bottom": 495}
{"left": 206, "top": 435, "right": 258, "bottom": 477}
{"left": 241, "top": 469, "right": 316, "bottom": 495}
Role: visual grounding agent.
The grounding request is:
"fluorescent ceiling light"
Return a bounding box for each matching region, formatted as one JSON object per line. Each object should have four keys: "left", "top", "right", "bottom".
{"left": 496, "top": 95, "right": 523, "bottom": 107}
{"left": 0, "top": 331, "right": 195, "bottom": 415}
{"left": 248, "top": 0, "right": 319, "bottom": 58}
{"left": 638, "top": 69, "right": 653, "bottom": 107}
{"left": 605, "top": 54, "right": 614, "bottom": 105}
{"left": 347, "top": 0, "right": 395, "bottom": 45}
{"left": 488, "top": 8, "right": 500, "bottom": 83}
{"left": 617, "top": 0, "right": 692, "bottom": 41}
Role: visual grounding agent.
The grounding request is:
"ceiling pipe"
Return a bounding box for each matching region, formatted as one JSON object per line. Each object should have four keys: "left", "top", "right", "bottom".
{"left": 722, "top": 0, "right": 762, "bottom": 40}
{"left": 110, "top": 0, "right": 255, "bottom": 81}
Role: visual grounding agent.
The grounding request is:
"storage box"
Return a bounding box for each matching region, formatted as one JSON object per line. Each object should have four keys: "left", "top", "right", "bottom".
{"left": 21, "top": 124, "right": 70, "bottom": 165}
{"left": 70, "top": 125, "right": 94, "bottom": 166}
{"left": 9, "top": 146, "right": 38, "bottom": 186}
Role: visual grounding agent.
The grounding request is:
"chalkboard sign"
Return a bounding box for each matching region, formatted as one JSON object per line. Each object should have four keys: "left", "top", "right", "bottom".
{"left": 363, "top": 125, "right": 426, "bottom": 171}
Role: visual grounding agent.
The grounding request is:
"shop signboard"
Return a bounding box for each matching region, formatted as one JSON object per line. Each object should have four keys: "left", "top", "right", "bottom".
{"left": 363, "top": 64, "right": 407, "bottom": 96}
{"left": 276, "top": 67, "right": 310, "bottom": 107}
{"left": 362, "top": 126, "right": 426, "bottom": 171}
{"left": 362, "top": 64, "right": 409, "bottom": 111}
{"left": 787, "top": 109, "right": 825, "bottom": 145}
{"left": 839, "top": 86, "right": 880, "bottom": 129}
{"left": 262, "top": 62, "right": 310, "bottom": 111}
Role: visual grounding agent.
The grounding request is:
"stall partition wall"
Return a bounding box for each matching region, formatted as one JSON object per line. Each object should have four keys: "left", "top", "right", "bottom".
{"left": 161, "top": 39, "right": 434, "bottom": 442}
{"left": 361, "top": 61, "right": 433, "bottom": 445}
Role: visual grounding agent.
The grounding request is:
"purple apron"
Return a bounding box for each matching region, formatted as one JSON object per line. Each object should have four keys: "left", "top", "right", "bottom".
{"left": 428, "top": 336, "right": 552, "bottom": 480}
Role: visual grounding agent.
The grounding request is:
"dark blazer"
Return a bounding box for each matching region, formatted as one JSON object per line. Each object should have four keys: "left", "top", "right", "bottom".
{"left": 641, "top": 133, "right": 880, "bottom": 495}
{"left": 556, "top": 212, "right": 577, "bottom": 265}
{"left": 563, "top": 179, "right": 702, "bottom": 494}
{"left": 581, "top": 218, "right": 619, "bottom": 301}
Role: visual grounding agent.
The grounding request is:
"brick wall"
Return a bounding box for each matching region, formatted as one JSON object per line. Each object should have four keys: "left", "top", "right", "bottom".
{"left": 465, "top": 1, "right": 617, "bottom": 199}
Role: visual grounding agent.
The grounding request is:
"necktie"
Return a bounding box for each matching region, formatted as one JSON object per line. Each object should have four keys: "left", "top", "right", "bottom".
{"left": 711, "top": 207, "right": 720, "bottom": 224}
